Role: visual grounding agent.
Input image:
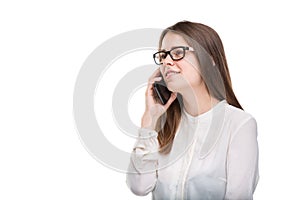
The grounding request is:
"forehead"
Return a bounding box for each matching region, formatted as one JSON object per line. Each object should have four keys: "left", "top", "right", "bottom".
{"left": 161, "top": 32, "right": 188, "bottom": 50}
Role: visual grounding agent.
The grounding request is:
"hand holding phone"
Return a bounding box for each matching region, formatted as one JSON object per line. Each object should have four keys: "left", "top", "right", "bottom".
{"left": 141, "top": 70, "right": 176, "bottom": 129}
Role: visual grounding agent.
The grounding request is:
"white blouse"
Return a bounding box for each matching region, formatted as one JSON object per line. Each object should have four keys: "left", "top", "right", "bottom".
{"left": 126, "top": 100, "right": 259, "bottom": 200}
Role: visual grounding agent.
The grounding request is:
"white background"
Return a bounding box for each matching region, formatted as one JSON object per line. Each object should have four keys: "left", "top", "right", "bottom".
{"left": 1, "top": 0, "right": 300, "bottom": 199}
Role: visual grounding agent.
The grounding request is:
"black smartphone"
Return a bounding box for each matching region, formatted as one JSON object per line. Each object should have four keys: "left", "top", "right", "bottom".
{"left": 153, "top": 77, "right": 172, "bottom": 105}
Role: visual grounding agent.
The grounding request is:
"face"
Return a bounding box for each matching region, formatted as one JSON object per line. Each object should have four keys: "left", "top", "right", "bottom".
{"left": 160, "top": 32, "right": 203, "bottom": 93}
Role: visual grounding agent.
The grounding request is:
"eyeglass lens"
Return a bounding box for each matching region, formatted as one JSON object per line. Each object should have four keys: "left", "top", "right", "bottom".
{"left": 154, "top": 47, "right": 185, "bottom": 65}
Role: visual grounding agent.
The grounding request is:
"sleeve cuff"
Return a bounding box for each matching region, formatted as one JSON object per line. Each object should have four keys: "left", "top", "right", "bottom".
{"left": 138, "top": 128, "right": 158, "bottom": 139}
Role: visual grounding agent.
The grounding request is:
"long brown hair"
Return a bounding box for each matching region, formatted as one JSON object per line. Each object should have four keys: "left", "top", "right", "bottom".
{"left": 155, "top": 21, "right": 243, "bottom": 154}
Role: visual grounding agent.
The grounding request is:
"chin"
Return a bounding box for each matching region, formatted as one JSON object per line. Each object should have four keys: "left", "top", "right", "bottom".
{"left": 167, "top": 85, "right": 180, "bottom": 93}
{"left": 166, "top": 80, "right": 186, "bottom": 93}
{"left": 166, "top": 82, "right": 175, "bottom": 92}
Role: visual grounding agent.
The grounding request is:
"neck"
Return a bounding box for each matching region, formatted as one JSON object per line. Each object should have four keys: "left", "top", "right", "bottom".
{"left": 181, "top": 85, "right": 219, "bottom": 117}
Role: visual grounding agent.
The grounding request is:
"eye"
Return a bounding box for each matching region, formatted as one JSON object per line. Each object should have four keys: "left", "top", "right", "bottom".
{"left": 159, "top": 52, "right": 167, "bottom": 59}
{"left": 171, "top": 48, "right": 184, "bottom": 58}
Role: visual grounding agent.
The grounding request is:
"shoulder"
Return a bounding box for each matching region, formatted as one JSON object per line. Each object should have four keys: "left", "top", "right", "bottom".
{"left": 225, "top": 103, "right": 255, "bottom": 122}
{"left": 224, "top": 103, "right": 257, "bottom": 135}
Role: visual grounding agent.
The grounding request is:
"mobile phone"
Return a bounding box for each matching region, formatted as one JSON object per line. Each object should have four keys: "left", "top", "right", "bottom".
{"left": 153, "top": 77, "right": 172, "bottom": 105}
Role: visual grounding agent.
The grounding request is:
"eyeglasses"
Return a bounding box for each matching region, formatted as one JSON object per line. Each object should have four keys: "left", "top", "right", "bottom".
{"left": 153, "top": 46, "right": 194, "bottom": 65}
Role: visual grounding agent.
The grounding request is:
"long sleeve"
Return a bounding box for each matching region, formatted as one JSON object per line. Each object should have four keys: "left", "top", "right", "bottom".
{"left": 225, "top": 117, "right": 259, "bottom": 200}
{"left": 126, "top": 128, "right": 159, "bottom": 196}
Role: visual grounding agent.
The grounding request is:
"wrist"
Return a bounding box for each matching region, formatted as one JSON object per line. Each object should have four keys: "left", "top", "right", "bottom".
{"left": 141, "top": 112, "right": 158, "bottom": 130}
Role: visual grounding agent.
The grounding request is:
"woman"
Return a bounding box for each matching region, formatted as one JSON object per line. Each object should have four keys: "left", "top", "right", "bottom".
{"left": 127, "top": 21, "right": 259, "bottom": 200}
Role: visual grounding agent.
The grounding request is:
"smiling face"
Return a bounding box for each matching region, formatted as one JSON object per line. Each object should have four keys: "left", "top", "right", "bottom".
{"left": 160, "top": 32, "right": 204, "bottom": 94}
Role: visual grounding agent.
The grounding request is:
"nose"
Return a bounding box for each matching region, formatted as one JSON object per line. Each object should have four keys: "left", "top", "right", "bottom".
{"left": 162, "top": 53, "right": 174, "bottom": 66}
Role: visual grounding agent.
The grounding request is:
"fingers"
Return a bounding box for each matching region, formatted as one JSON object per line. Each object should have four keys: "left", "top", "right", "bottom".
{"left": 148, "top": 68, "right": 161, "bottom": 81}
{"left": 146, "top": 69, "right": 162, "bottom": 96}
{"left": 151, "top": 76, "right": 162, "bottom": 84}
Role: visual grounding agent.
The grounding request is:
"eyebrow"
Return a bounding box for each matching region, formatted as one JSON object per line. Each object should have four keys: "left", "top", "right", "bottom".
{"left": 159, "top": 46, "right": 186, "bottom": 51}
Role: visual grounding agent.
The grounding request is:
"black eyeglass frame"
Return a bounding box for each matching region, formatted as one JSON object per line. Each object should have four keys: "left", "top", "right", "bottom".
{"left": 153, "top": 46, "right": 194, "bottom": 65}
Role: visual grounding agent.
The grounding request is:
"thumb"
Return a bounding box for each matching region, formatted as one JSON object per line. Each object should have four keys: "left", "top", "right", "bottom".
{"left": 163, "top": 92, "right": 178, "bottom": 109}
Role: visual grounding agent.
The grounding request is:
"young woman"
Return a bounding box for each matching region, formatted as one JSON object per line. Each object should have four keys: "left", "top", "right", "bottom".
{"left": 127, "top": 21, "right": 259, "bottom": 200}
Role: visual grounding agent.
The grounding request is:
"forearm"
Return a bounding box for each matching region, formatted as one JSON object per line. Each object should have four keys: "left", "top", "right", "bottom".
{"left": 126, "top": 160, "right": 157, "bottom": 196}
{"left": 126, "top": 128, "right": 159, "bottom": 196}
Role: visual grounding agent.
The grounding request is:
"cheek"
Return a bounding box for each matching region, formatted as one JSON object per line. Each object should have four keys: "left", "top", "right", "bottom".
{"left": 182, "top": 63, "right": 202, "bottom": 85}
{"left": 187, "top": 72, "right": 202, "bottom": 86}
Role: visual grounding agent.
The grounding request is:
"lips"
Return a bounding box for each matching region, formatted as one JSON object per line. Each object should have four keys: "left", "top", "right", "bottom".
{"left": 165, "top": 70, "right": 180, "bottom": 79}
